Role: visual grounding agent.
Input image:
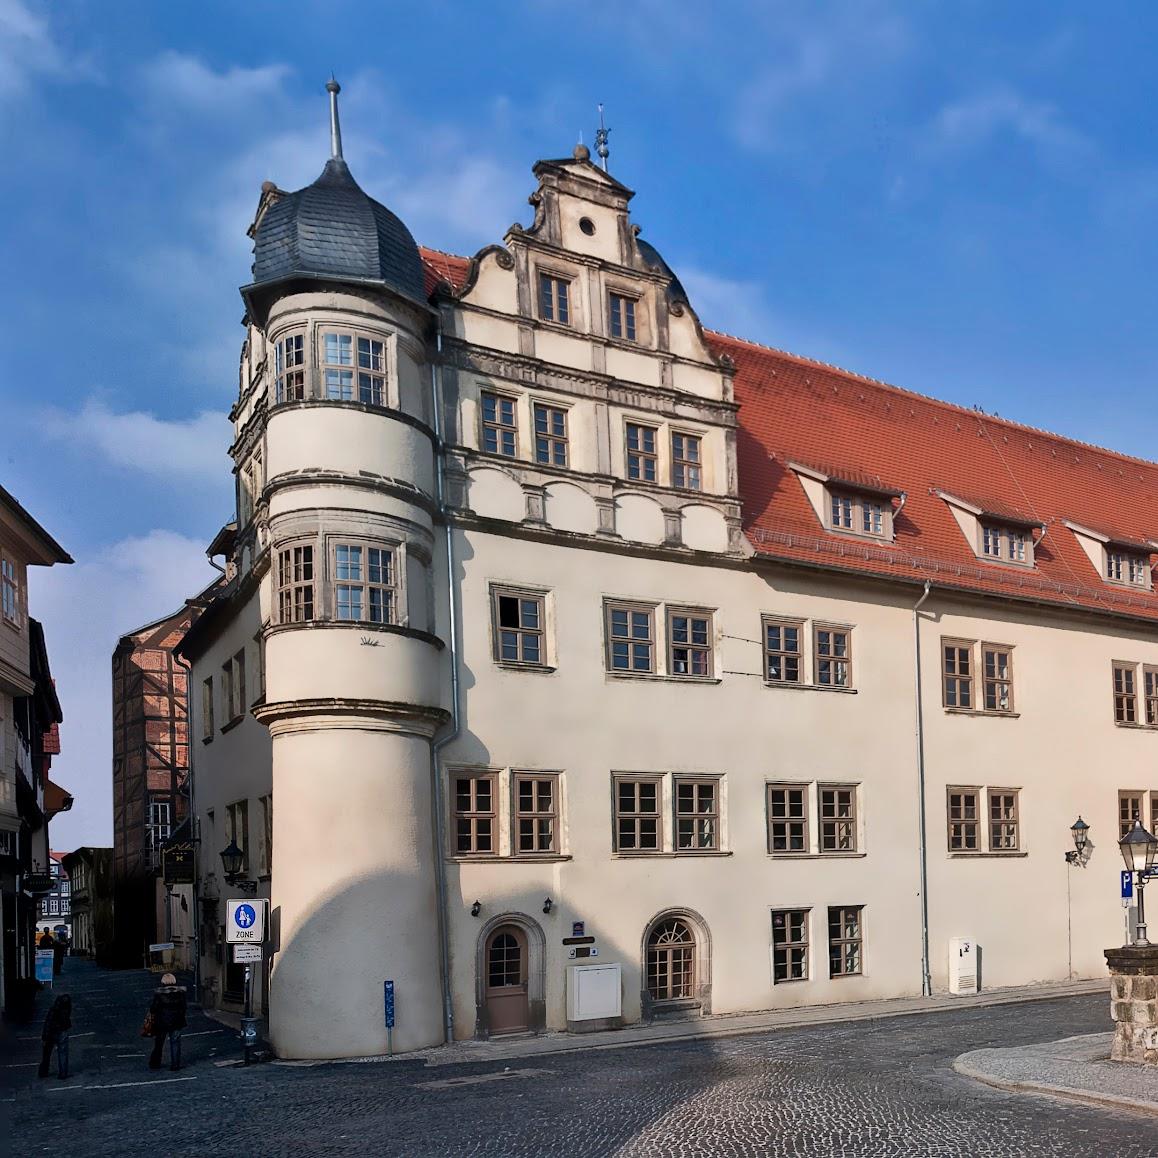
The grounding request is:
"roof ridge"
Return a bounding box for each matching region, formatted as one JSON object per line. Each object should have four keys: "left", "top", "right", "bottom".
{"left": 707, "top": 328, "right": 1158, "bottom": 474}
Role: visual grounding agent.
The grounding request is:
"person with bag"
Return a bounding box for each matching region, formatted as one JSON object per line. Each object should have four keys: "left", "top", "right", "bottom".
{"left": 38, "top": 994, "right": 71, "bottom": 1080}
{"left": 145, "top": 972, "right": 187, "bottom": 1071}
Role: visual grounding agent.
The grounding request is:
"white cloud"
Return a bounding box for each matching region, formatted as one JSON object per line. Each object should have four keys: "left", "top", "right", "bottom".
{"left": 140, "top": 52, "right": 291, "bottom": 114}
{"left": 729, "top": 3, "right": 910, "bottom": 153}
{"left": 0, "top": 0, "right": 62, "bottom": 99}
{"left": 38, "top": 401, "right": 229, "bottom": 483}
{"left": 932, "top": 87, "right": 1090, "bottom": 160}
{"left": 30, "top": 531, "right": 217, "bottom": 849}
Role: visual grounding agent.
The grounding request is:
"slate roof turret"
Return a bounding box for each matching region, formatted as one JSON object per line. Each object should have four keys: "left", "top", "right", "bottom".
{"left": 244, "top": 80, "right": 426, "bottom": 313}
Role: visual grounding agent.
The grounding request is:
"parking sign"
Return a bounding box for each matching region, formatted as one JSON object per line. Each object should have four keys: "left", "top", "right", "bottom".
{"left": 226, "top": 899, "right": 267, "bottom": 944}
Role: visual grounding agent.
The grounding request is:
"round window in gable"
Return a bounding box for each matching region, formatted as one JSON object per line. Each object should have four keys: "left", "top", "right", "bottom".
{"left": 579, "top": 217, "right": 596, "bottom": 236}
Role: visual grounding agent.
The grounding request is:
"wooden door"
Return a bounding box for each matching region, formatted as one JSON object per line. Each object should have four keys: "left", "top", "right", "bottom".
{"left": 485, "top": 925, "right": 529, "bottom": 1034}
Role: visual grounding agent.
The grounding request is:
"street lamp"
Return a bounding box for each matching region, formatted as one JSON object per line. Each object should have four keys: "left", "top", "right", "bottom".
{"left": 1119, "top": 820, "right": 1158, "bottom": 946}
{"left": 219, "top": 839, "right": 257, "bottom": 895}
{"left": 1065, "top": 816, "right": 1090, "bottom": 865}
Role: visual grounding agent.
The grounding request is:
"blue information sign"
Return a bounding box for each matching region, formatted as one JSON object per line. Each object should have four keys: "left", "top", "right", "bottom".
{"left": 384, "top": 980, "right": 395, "bottom": 1029}
{"left": 1122, "top": 870, "right": 1134, "bottom": 899}
{"left": 235, "top": 903, "right": 257, "bottom": 929}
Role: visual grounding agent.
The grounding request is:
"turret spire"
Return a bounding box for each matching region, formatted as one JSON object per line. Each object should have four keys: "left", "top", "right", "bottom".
{"left": 326, "top": 77, "right": 344, "bottom": 161}
{"left": 595, "top": 103, "right": 610, "bottom": 173}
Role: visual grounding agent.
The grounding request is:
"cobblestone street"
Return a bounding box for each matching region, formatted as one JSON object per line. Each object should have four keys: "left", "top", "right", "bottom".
{"left": 3, "top": 960, "right": 1156, "bottom": 1157}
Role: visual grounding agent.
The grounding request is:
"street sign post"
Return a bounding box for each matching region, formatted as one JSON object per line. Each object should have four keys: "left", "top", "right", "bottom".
{"left": 226, "top": 899, "right": 267, "bottom": 944}
{"left": 224, "top": 899, "right": 267, "bottom": 1064}
{"left": 384, "top": 980, "right": 395, "bottom": 1055}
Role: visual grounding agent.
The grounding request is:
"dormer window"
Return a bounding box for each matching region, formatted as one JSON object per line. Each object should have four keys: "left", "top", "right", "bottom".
{"left": 1108, "top": 549, "right": 1149, "bottom": 587}
{"left": 981, "top": 525, "right": 1028, "bottom": 565}
{"left": 786, "top": 461, "right": 900, "bottom": 543}
{"left": 539, "top": 273, "right": 570, "bottom": 325}
{"left": 609, "top": 292, "right": 637, "bottom": 342}
{"left": 829, "top": 491, "right": 890, "bottom": 539}
{"left": 1063, "top": 520, "right": 1153, "bottom": 590}
{"left": 937, "top": 492, "right": 1039, "bottom": 568}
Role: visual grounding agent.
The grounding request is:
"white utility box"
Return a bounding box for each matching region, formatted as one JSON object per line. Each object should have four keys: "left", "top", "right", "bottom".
{"left": 949, "top": 937, "right": 979, "bottom": 995}
{"left": 566, "top": 963, "right": 622, "bottom": 1029}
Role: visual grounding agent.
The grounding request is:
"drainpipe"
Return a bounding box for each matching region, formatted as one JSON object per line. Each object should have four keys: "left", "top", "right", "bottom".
{"left": 912, "top": 580, "right": 933, "bottom": 997}
{"left": 429, "top": 320, "right": 460, "bottom": 1045}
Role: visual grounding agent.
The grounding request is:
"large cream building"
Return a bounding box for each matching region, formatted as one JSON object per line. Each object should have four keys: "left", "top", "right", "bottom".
{"left": 179, "top": 86, "right": 1158, "bottom": 1059}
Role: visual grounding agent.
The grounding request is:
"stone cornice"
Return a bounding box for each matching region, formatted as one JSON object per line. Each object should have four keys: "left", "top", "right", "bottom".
{"left": 252, "top": 696, "right": 450, "bottom": 739}
{"left": 263, "top": 619, "right": 444, "bottom": 650}
{"left": 265, "top": 470, "right": 439, "bottom": 518}
{"left": 442, "top": 340, "right": 738, "bottom": 424}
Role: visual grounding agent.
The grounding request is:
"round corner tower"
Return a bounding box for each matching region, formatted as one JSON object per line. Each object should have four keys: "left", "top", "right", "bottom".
{"left": 243, "top": 83, "right": 448, "bottom": 1058}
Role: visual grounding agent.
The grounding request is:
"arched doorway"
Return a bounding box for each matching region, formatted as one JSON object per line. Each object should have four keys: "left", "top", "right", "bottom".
{"left": 641, "top": 909, "right": 712, "bottom": 1019}
{"left": 646, "top": 918, "right": 696, "bottom": 1001}
{"left": 484, "top": 924, "right": 530, "bottom": 1035}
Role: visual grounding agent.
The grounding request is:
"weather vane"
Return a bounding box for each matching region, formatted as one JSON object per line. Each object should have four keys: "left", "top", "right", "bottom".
{"left": 595, "top": 104, "right": 610, "bottom": 173}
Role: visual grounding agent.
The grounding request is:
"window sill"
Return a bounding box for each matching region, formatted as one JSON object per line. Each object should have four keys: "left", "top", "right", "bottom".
{"left": 763, "top": 682, "right": 857, "bottom": 694}
{"left": 494, "top": 662, "right": 557, "bottom": 675}
{"left": 767, "top": 852, "right": 866, "bottom": 860}
{"left": 943, "top": 708, "right": 1020, "bottom": 719}
{"left": 448, "top": 854, "right": 573, "bottom": 863}
{"left": 220, "top": 716, "right": 245, "bottom": 735}
{"left": 605, "top": 672, "right": 722, "bottom": 686}
{"left": 1115, "top": 721, "right": 1158, "bottom": 731}
{"left": 947, "top": 851, "right": 1028, "bottom": 859}
{"left": 613, "top": 850, "right": 733, "bottom": 859}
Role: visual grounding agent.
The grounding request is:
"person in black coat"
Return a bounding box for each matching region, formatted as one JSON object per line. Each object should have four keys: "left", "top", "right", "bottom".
{"left": 147, "top": 973, "right": 187, "bottom": 1071}
{"left": 38, "top": 994, "right": 71, "bottom": 1079}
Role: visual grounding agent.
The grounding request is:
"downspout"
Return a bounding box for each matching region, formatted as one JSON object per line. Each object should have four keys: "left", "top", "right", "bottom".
{"left": 912, "top": 580, "right": 933, "bottom": 997}
{"left": 429, "top": 320, "right": 460, "bottom": 1045}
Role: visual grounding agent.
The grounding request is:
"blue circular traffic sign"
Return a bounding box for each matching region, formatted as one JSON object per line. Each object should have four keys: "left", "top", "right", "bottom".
{"left": 235, "top": 903, "right": 257, "bottom": 929}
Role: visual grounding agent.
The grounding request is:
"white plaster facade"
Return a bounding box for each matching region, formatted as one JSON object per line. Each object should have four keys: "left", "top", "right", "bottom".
{"left": 181, "top": 110, "right": 1158, "bottom": 1060}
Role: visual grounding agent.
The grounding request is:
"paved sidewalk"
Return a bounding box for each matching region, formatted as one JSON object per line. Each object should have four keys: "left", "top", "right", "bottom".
{"left": 955, "top": 1032, "right": 1158, "bottom": 1116}
{"left": 274, "top": 975, "right": 1106, "bottom": 1068}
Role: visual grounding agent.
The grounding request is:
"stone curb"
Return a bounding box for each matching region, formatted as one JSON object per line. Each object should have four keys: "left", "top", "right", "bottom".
{"left": 952, "top": 1050, "right": 1158, "bottom": 1119}
{"left": 267, "top": 980, "right": 1105, "bottom": 1069}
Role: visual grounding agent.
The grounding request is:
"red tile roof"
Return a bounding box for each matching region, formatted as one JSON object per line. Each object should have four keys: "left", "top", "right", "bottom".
{"left": 715, "top": 332, "right": 1158, "bottom": 621}
{"left": 420, "top": 244, "right": 1158, "bottom": 622}
{"left": 419, "top": 247, "right": 472, "bottom": 299}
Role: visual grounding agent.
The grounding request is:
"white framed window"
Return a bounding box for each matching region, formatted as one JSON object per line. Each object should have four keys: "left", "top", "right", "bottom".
{"left": 274, "top": 332, "right": 305, "bottom": 402}
{"left": 1, "top": 555, "right": 19, "bottom": 625}
{"left": 277, "top": 543, "right": 315, "bottom": 623}
{"left": 671, "top": 432, "right": 702, "bottom": 491}
{"left": 320, "top": 330, "right": 387, "bottom": 405}
{"left": 333, "top": 542, "right": 397, "bottom": 625}
{"left": 148, "top": 798, "right": 172, "bottom": 850}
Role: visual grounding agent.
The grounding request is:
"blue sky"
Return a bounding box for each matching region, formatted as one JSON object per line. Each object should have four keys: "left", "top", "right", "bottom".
{"left": 6, "top": 1, "right": 1158, "bottom": 846}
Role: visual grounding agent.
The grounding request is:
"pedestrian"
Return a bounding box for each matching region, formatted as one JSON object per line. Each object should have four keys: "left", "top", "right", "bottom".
{"left": 146, "top": 972, "right": 187, "bottom": 1072}
{"left": 38, "top": 929, "right": 54, "bottom": 950}
{"left": 51, "top": 934, "right": 66, "bottom": 976}
{"left": 38, "top": 994, "right": 71, "bottom": 1080}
